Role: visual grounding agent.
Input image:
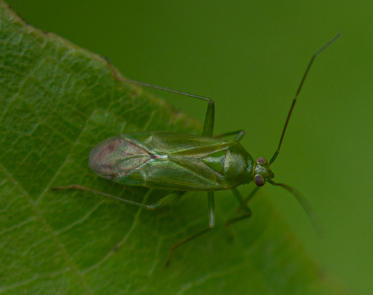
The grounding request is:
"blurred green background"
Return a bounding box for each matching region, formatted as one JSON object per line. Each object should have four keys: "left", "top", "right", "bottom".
{"left": 6, "top": 0, "right": 372, "bottom": 293}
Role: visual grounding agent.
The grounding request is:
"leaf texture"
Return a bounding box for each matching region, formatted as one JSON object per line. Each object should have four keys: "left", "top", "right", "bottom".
{"left": 0, "top": 2, "right": 349, "bottom": 294}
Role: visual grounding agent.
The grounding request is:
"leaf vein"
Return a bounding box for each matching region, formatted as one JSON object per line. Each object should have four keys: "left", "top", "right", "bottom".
{"left": 176, "top": 263, "right": 248, "bottom": 295}
{"left": 0, "top": 163, "right": 94, "bottom": 294}
{"left": 0, "top": 44, "right": 47, "bottom": 122}
{"left": 0, "top": 216, "right": 36, "bottom": 236}
{"left": 35, "top": 111, "right": 94, "bottom": 204}
{"left": 81, "top": 189, "right": 152, "bottom": 274}
{"left": 56, "top": 200, "right": 104, "bottom": 235}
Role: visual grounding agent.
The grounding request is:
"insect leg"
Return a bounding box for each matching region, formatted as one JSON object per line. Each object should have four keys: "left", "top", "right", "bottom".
{"left": 51, "top": 185, "right": 161, "bottom": 210}
{"left": 105, "top": 57, "right": 215, "bottom": 136}
{"left": 202, "top": 98, "right": 215, "bottom": 136}
{"left": 225, "top": 187, "right": 260, "bottom": 230}
{"left": 244, "top": 186, "right": 260, "bottom": 204}
{"left": 214, "top": 130, "right": 245, "bottom": 141}
{"left": 225, "top": 211, "right": 252, "bottom": 227}
{"left": 165, "top": 191, "right": 215, "bottom": 266}
{"left": 231, "top": 188, "right": 250, "bottom": 211}
{"left": 224, "top": 189, "right": 252, "bottom": 238}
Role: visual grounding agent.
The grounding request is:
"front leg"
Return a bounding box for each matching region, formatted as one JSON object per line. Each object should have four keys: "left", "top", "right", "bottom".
{"left": 225, "top": 188, "right": 253, "bottom": 240}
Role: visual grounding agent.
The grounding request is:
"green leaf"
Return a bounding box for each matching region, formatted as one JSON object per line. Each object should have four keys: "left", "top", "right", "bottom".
{"left": 0, "top": 2, "right": 349, "bottom": 294}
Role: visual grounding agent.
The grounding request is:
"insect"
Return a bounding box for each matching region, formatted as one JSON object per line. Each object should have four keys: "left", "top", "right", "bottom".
{"left": 53, "top": 33, "right": 340, "bottom": 265}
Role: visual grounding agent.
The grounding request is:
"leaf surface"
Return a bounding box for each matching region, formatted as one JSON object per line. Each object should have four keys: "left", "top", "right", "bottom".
{"left": 0, "top": 2, "right": 348, "bottom": 294}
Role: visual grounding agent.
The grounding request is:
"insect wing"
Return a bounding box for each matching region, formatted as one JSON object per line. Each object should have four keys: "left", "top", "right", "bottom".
{"left": 89, "top": 136, "right": 152, "bottom": 180}
{"left": 120, "top": 132, "right": 239, "bottom": 190}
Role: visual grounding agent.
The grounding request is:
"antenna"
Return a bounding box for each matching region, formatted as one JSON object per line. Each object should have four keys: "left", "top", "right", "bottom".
{"left": 269, "top": 33, "right": 341, "bottom": 165}
{"left": 268, "top": 180, "right": 322, "bottom": 234}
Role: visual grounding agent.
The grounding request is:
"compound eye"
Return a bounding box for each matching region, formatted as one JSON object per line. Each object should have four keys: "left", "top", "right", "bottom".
{"left": 254, "top": 174, "right": 265, "bottom": 186}
{"left": 257, "top": 157, "right": 267, "bottom": 165}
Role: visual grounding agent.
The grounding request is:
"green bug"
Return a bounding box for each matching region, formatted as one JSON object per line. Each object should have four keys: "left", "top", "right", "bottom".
{"left": 53, "top": 33, "right": 340, "bottom": 265}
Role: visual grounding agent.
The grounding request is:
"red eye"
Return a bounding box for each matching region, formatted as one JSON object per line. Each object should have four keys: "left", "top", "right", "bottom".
{"left": 257, "top": 157, "right": 267, "bottom": 165}
{"left": 254, "top": 174, "right": 265, "bottom": 186}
